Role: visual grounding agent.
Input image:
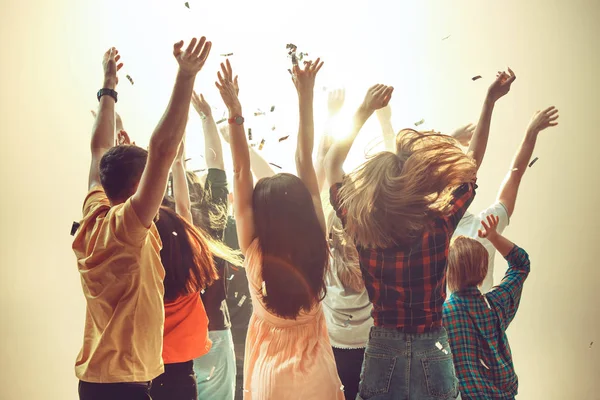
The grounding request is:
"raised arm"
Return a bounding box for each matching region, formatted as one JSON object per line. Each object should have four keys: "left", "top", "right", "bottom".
{"left": 88, "top": 48, "right": 123, "bottom": 190}
{"left": 497, "top": 106, "right": 559, "bottom": 217}
{"left": 290, "top": 58, "right": 327, "bottom": 233}
{"left": 316, "top": 89, "right": 345, "bottom": 191}
{"left": 467, "top": 68, "right": 516, "bottom": 170}
{"left": 171, "top": 139, "right": 193, "bottom": 223}
{"left": 216, "top": 59, "right": 255, "bottom": 253}
{"left": 376, "top": 104, "right": 395, "bottom": 152}
{"left": 324, "top": 84, "right": 394, "bottom": 185}
{"left": 191, "top": 91, "right": 225, "bottom": 170}
{"left": 131, "top": 37, "right": 212, "bottom": 227}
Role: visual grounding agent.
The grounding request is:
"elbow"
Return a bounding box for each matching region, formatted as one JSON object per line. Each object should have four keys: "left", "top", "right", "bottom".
{"left": 148, "top": 137, "right": 178, "bottom": 159}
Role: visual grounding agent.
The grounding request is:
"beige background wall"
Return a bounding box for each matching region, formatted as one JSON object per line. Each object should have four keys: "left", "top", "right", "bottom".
{"left": 0, "top": 0, "right": 598, "bottom": 398}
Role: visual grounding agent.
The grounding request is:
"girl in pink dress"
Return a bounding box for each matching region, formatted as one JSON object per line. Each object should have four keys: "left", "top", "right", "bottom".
{"left": 214, "top": 58, "right": 344, "bottom": 400}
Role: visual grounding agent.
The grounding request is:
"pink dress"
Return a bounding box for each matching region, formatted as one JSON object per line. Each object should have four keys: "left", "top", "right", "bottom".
{"left": 243, "top": 240, "right": 344, "bottom": 400}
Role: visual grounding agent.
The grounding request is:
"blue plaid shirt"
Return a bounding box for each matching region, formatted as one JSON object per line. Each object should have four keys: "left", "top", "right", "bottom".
{"left": 443, "top": 245, "right": 530, "bottom": 399}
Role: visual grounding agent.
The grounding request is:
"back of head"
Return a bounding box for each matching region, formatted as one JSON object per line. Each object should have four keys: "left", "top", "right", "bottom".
{"left": 185, "top": 171, "right": 228, "bottom": 238}
{"left": 447, "top": 236, "right": 489, "bottom": 292}
{"left": 99, "top": 145, "right": 148, "bottom": 203}
{"left": 339, "top": 129, "right": 476, "bottom": 248}
{"left": 253, "top": 173, "right": 329, "bottom": 319}
{"left": 327, "top": 209, "right": 364, "bottom": 293}
{"left": 155, "top": 206, "right": 219, "bottom": 301}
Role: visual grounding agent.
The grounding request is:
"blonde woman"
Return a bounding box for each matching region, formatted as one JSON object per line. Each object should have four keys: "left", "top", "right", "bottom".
{"left": 324, "top": 70, "right": 516, "bottom": 400}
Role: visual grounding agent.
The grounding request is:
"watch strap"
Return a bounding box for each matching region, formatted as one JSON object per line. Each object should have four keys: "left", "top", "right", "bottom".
{"left": 97, "top": 88, "right": 118, "bottom": 103}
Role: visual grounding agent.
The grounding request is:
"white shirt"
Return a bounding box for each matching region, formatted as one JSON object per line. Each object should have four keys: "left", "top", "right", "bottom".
{"left": 452, "top": 201, "right": 510, "bottom": 293}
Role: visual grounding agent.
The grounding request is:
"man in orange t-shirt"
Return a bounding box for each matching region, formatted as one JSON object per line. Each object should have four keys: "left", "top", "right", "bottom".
{"left": 72, "top": 38, "right": 213, "bottom": 400}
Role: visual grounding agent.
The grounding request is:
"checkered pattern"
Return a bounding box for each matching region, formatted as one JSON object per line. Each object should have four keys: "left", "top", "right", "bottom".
{"left": 330, "top": 182, "right": 476, "bottom": 333}
{"left": 442, "top": 246, "right": 530, "bottom": 399}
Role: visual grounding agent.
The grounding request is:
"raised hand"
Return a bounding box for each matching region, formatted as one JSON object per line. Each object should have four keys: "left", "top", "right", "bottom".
{"left": 215, "top": 59, "right": 241, "bottom": 114}
{"left": 290, "top": 58, "right": 324, "bottom": 95}
{"left": 192, "top": 91, "right": 212, "bottom": 118}
{"left": 478, "top": 214, "right": 500, "bottom": 239}
{"left": 103, "top": 47, "right": 123, "bottom": 86}
{"left": 361, "top": 84, "right": 394, "bottom": 112}
{"left": 487, "top": 67, "right": 516, "bottom": 103}
{"left": 173, "top": 37, "right": 212, "bottom": 77}
{"left": 451, "top": 123, "right": 476, "bottom": 146}
{"left": 327, "top": 89, "right": 345, "bottom": 115}
{"left": 116, "top": 130, "right": 135, "bottom": 146}
{"left": 527, "top": 106, "right": 559, "bottom": 134}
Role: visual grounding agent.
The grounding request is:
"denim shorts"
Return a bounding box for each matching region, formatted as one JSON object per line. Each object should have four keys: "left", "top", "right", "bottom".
{"left": 357, "top": 326, "right": 461, "bottom": 400}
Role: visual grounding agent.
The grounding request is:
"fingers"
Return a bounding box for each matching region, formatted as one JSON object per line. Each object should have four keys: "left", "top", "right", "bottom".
{"left": 173, "top": 40, "right": 184, "bottom": 57}
{"left": 225, "top": 59, "right": 233, "bottom": 80}
{"left": 480, "top": 219, "right": 491, "bottom": 233}
{"left": 200, "top": 93, "right": 206, "bottom": 103}
{"left": 192, "top": 37, "right": 206, "bottom": 57}
{"left": 185, "top": 38, "right": 197, "bottom": 55}
{"left": 220, "top": 63, "right": 231, "bottom": 82}
{"left": 478, "top": 229, "right": 485, "bottom": 238}
{"left": 217, "top": 71, "right": 225, "bottom": 86}
{"left": 199, "top": 41, "right": 212, "bottom": 63}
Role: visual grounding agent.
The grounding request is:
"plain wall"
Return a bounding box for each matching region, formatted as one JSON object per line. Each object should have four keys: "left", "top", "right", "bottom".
{"left": 0, "top": 0, "right": 598, "bottom": 398}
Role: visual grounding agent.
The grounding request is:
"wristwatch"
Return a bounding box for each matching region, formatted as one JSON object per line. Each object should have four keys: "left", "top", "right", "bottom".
{"left": 97, "top": 88, "right": 118, "bottom": 103}
{"left": 228, "top": 115, "right": 244, "bottom": 125}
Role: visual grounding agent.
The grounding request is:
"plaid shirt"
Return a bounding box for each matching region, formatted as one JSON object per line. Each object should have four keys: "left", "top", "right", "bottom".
{"left": 442, "top": 246, "right": 530, "bottom": 399}
{"left": 330, "top": 182, "right": 476, "bottom": 333}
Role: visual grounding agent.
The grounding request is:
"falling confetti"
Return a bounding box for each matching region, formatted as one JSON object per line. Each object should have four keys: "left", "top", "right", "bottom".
{"left": 278, "top": 135, "right": 290, "bottom": 142}
{"left": 340, "top": 385, "right": 345, "bottom": 392}
{"left": 269, "top": 162, "right": 282, "bottom": 169}
{"left": 248, "top": 128, "right": 253, "bottom": 141}
{"left": 414, "top": 119, "right": 425, "bottom": 127}
{"left": 472, "top": 75, "right": 482, "bottom": 81}
{"left": 201, "top": 289, "right": 205, "bottom": 294}
{"left": 258, "top": 138, "right": 265, "bottom": 151}
{"left": 480, "top": 359, "right": 490, "bottom": 369}
{"left": 192, "top": 168, "right": 207, "bottom": 173}
{"left": 286, "top": 43, "right": 299, "bottom": 66}
{"left": 262, "top": 281, "right": 268, "bottom": 296}
{"left": 590, "top": 341, "right": 594, "bottom": 349}
{"left": 254, "top": 110, "right": 266, "bottom": 116}
{"left": 184, "top": 158, "right": 192, "bottom": 162}
{"left": 238, "top": 295, "right": 247, "bottom": 306}
{"left": 228, "top": 274, "right": 234, "bottom": 281}
{"left": 435, "top": 342, "right": 443, "bottom": 350}
{"left": 184, "top": 1, "right": 190, "bottom": 8}
{"left": 528, "top": 157, "right": 539, "bottom": 168}
{"left": 206, "top": 366, "right": 215, "bottom": 381}
{"left": 70, "top": 221, "right": 80, "bottom": 236}
{"left": 442, "top": 35, "right": 451, "bottom": 40}
{"left": 125, "top": 74, "right": 134, "bottom": 85}
{"left": 172, "top": 231, "right": 178, "bottom": 236}
{"left": 270, "top": 105, "right": 275, "bottom": 112}
{"left": 234, "top": 291, "right": 238, "bottom": 298}
{"left": 220, "top": 53, "right": 233, "bottom": 57}
{"left": 216, "top": 117, "right": 227, "bottom": 125}
{"left": 271, "top": 126, "right": 276, "bottom": 131}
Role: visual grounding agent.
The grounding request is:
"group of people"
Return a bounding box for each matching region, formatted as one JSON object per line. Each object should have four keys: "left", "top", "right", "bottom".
{"left": 72, "top": 34, "right": 559, "bottom": 400}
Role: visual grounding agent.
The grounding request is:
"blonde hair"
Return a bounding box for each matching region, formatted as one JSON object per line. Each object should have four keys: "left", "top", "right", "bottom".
{"left": 338, "top": 129, "right": 477, "bottom": 248}
{"left": 327, "top": 209, "right": 364, "bottom": 293}
{"left": 447, "top": 236, "right": 488, "bottom": 292}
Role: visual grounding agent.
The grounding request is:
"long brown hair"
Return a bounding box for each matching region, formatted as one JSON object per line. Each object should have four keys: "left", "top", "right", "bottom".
{"left": 253, "top": 173, "right": 329, "bottom": 319}
{"left": 186, "top": 171, "right": 229, "bottom": 240}
{"left": 447, "top": 236, "right": 488, "bottom": 292}
{"left": 327, "top": 209, "right": 364, "bottom": 292}
{"left": 338, "top": 129, "right": 476, "bottom": 248}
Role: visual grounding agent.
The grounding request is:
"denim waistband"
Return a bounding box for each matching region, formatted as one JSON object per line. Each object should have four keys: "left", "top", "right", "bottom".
{"left": 369, "top": 325, "right": 448, "bottom": 340}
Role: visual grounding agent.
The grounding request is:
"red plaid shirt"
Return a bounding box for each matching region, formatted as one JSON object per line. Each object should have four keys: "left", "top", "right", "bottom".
{"left": 330, "top": 182, "right": 476, "bottom": 333}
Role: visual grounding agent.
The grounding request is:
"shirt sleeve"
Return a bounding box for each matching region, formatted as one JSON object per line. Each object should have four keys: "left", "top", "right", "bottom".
{"left": 445, "top": 182, "right": 477, "bottom": 233}
{"left": 204, "top": 168, "right": 229, "bottom": 240}
{"left": 111, "top": 198, "right": 152, "bottom": 246}
{"left": 82, "top": 186, "right": 110, "bottom": 217}
{"left": 486, "top": 245, "right": 530, "bottom": 328}
{"left": 329, "top": 182, "right": 347, "bottom": 227}
{"left": 477, "top": 201, "right": 510, "bottom": 234}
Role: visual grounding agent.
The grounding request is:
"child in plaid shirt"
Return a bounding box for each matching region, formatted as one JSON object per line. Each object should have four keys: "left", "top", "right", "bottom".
{"left": 444, "top": 215, "right": 530, "bottom": 400}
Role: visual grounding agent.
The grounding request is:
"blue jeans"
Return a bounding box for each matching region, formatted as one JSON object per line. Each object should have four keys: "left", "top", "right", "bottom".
{"left": 357, "top": 326, "right": 461, "bottom": 400}
{"left": 193, "top": 329, "right": 236, "bottom": 400}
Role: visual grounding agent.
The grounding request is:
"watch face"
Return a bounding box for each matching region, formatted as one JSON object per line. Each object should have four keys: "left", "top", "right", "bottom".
{"left": 235, "top": 116, "right": 244, "bottom": 125}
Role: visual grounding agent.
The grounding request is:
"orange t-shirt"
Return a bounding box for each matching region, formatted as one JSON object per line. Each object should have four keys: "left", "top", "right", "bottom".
{"left": 163, "top": 292, "right": 212, "bottom": 364}
{"left": 72, "top": 187, "right": 165, "bottom": 383}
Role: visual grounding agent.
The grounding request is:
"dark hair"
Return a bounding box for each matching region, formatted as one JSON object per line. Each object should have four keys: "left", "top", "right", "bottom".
{"left": 155, "top": 206, "right": 219, "bottom": 301}
{"left": 253, "top": 173, "right": 329, "bottom": 319}
{"left": 99, "top": 145, "right": 148, "bottom": 202}
{"left": 185, "top": 171, "right": 229, "bottom": 240}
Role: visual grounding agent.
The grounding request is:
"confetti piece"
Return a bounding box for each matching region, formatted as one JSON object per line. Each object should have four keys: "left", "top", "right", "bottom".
{"left": 278, "top": 135, "right": 290, "bottom": 142}
{"left": 340, "top": 385, "right": 344, "bottom": 392}
{"left": 184, "top": 158, "right": 192, "bottom": 163}
{"left": 126, "top": 74, "right": 134, "bottom": 85}
{"left": 184, "top": 1, "right": 190, "bottom": 8}
{"left": 234, "top": 291, "right": 238, "bottom": 298}
{"left": 248, "top": 128, "right": 253, "bottom": 141}
{"left": 258, "top": 138, "right": 265, "bottom": 151}
{"left": 238, "top": 295, "right": 247, "bottom": 306}
{"left": 270, "top": 105, "right": 275, "bottom": 112}
{"left": 414, "top": 119, "right": 425, "bottom": 126}
{"left": 254, "top": 110, "right": 266, "bottom": 116}
{"left": 528, "top": 157, "right": 539, "bottom": 168}
{"left": 590, "top": 341, "right": 594, "bottom": 348}
{"left": 435, "top": 342, "right": 443, "bottom": 350}
{"left": 262, "top": 281, "right": 268, "bottom": 296}
{"left": 442, "top": 35, "right": 451, "bottom": 40}
{"left": 480, "top": 359, "right": 490, "bottom": 369}
{"left": 172, "top": 231, "right": 178, "bottom": 236}
{"left": 70, "top": 221, "right": 80, "bottom": 236}
{"left": 201, "top": 289, "right": 205, "bottom": 294}
{"left": 206, "top": 366, "right": 215, "bottom": 381}
{"left": 472, "top": 75, "right": 482, "bottom": 81}
{"left": 220, "top": 53, "right": 233, "bottom": 57}
{"left": 216, "top": 117, "right": 227, "bottom": 125}
{"left": 192, "top": 168, "right": 207, "bottom": 173}
{"left": 269, "top": 162, "right": 282, "bottom": 169}
{"left": 271, "top": 126, "right": 276, "bottom": 131}
{"left": 511, "top": 168, "right": 518, "bottom": 172}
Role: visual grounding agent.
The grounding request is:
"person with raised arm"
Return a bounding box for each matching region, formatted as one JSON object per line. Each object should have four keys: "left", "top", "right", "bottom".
{"left": 315, "top": 88, "right": 345, "bottom": 192}
{"left": 453, "top": 106, "right": 559, "bottom": 293}
{"left": 324, "top": 70, "right": 515, "bottom": 399}
{"left": 72, "top": 38, "right": 211, "bottom": 400}
{"left": 188, "top": 88, "right": 238, "bottom": 400}
{"left": 444, "top": 215, "right": 531, "bottom": 400}
{"left": 215, "top": 58, "right": 343, "bottom": 399}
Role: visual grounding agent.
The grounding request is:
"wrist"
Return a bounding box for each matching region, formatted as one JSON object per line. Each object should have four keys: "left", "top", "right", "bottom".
{"left": 102, "top": 78, "right": 116, "bottom": 90}
{"left": 525, "top": 128, "right": 539, "bottom": 139}
{"left": 176, "top": 68, "right": 197, "bottom": 81}
{"left": 228, "top": 108, "right": 243, "bottom": 118}
{"left": 356, "top": 104, "right": 374, "bottom": 120}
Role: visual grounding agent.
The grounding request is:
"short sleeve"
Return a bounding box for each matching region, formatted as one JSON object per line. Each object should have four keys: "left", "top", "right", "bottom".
{"left": 83, "top": 186, "right": 109, "bottom": 217}
{"left": 445, "top": 182, "right": 477, "bottom": 232}
{"left": 329, "top": 183, "right": 347, "bottom": 227}
{"left": 477, "top": 202, "right": 510, "bottom": 234}
{"left": 111, "top": 198, "right": 151, "bottom": 246}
